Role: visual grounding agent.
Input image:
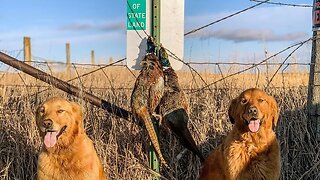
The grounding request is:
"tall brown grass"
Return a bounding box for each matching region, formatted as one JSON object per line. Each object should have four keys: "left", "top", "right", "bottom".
{"left": 0, "top": 65, "right": 318, "bottom": 179}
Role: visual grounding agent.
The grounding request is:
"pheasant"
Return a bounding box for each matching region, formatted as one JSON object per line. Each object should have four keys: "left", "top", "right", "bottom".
{"left": 159, "top": 46, "right": 205, "bottom": 162}
{"left": 131, "top": 52, "right": 168, "bottom": 167}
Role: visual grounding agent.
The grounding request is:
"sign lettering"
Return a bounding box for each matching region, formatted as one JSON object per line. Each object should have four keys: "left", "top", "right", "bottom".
{"left": 127, "top": 0, "right": 146, "bottom": 30}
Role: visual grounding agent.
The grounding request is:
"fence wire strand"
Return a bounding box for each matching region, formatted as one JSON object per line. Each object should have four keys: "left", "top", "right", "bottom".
{"left": 0, "top": 0, "right": 313, "bottom": 99}
{"left": 25, "top": 57, "right": 127, "bottom": 97}
{"left": 266, "top": 41, "right": 306, "bottom": 87}
{"left": 188, "top": 36, "right": 315, "bottom": 94}
{"left": 126, "top": 0, "right": 213, "bottom": 92}
{"left": 250, "top": 0, "right": 312, "bottom": 8}
{"left": 184, "top": 0, "right": 270, "bottom": 36}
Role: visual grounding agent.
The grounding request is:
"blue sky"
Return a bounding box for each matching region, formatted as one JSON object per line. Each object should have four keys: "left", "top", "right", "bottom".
{"left": 0, "top": 0, "right": 313, "bottom": 64}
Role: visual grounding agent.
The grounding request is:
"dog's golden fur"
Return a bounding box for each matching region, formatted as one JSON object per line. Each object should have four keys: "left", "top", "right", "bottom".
{"left": 36, "top": 97, "right": 106, "bottom": 180}
{"left": 199, "top": 88, "right": 280, "bottom": 180}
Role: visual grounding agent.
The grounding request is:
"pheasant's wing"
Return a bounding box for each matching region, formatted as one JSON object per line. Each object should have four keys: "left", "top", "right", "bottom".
{"left": 148, "top": 72, "right": 164, "bottom": 112}
{"left": 131, "top": 73, "right": 149, "bottom": 114}
{"left": 165, "top": 108, "right": 205, "bottom": 162}
{"left": 161, "top": 67, "right": 204, "bottom": 161}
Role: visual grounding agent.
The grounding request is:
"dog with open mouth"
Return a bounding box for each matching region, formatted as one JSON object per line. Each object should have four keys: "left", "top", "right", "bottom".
{"left": 199, "top": 88, "right": 281, "bottom": 180}
{"left": 35, "top": 97, "right": 106, "bottom": 180}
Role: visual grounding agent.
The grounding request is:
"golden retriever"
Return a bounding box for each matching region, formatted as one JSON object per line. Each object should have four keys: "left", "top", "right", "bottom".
{"left": 35, "top": 97, "right": 106, "bottom": 180}
{"left": 199, "top": 88, "right": 280, "bottom": 180}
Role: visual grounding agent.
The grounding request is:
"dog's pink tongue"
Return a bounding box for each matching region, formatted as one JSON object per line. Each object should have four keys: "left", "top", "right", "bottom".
{"left": 44, "top": 132, "right": 58, "bottom": 148}
{"left": 248, "top": 119, "right": 260, "bottom": 133}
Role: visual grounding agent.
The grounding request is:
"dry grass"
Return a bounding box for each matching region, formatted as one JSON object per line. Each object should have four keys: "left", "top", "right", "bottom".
{"left": 0, "top": 65, "right": 319, "bottom": 180}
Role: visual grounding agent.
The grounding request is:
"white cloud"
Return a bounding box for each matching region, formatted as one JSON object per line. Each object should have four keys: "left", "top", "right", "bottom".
{"left": 185, "top": 6, "right": 312, "bottom": 40}
{"left": 37, "top": 32, "right": 124, "bottom": 45}
{"left": 191, "top": 28, "right": 308, "bottom": 42}
{"left": 59, "top": 21, "right": 126, "bottom": 32}
{"left": 0, "top": 22, "right": 125, "bottom": 50}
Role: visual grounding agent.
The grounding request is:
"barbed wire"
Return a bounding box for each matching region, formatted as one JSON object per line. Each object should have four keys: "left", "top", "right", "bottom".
{"left": 0, "top": 83, "right": 133, "bottom": 90}
{"left": 0, "top": 83, "right": 308, "bottom": 91}
{"left": 188, "top": 36, "right": 315, "bottom": 94}
{"left": 126, "top": 0, "right": 281, "bottom": 93}
{"left": 26, "top": 57, "right": 127, "bottom": 97}
{"left": 184, "top": 0, "right": 270, "bottom": 36}
{"left": 1, "top": 50, "right": 312, "bottom": 71}
{"left": 266, "top": 41, "right": 307, "bottom": 87}
{"left": 31, "top": 56, "right": 125, "bottom": 67}
{"left": 126, "top": 0, "right": 213, "bottom": 92}
{"left": 0, "top": 49, "right": 23, "bottom": 54}
{"left": 186, "top": 62, "right": 312, "bottom": 66}
{"left": 164, "top": 47, "right": 213, "bottom": 92}
{"left": 250, "top": 0, "right": 312, "bottom": 7}
{"left": 0, "top": 58, "right": 313, "bottom": 71}
{"left": 0, "top": 49, "right": 23, "bottom": 59}
{"left": 100, "top": 67, "right": 117, "bottom": 97}
{"left": 0, "top": 0, "right": 312, "bottom": 98}
{"left": 0, "top": 51, "right": 310, "bottom": 99}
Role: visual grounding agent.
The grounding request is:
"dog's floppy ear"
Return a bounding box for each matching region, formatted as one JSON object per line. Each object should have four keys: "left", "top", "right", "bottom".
{"left": 268, "top": 95, "right": 279, "bottom": 127}
{"left": 70, "top": 102, "right": 83, "bottom": 126}
{"left": 71, "top": 102, "right": 82, "bottom": 113}
{"left": 228, "top": 98, "right": 237, "bottom": 124}
{"left": 35, "top": 106, "right": 44, "bottom": 119}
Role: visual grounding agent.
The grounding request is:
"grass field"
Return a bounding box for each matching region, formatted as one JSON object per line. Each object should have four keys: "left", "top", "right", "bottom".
{"left": 0, "top": 65, "right": 318, "bottom": 179}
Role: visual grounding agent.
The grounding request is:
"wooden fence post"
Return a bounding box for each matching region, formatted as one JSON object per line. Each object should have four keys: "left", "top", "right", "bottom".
{"left": 23, "top": 37, "right": 31, "bottom": 65}
{"left": 307, "top": 0, "right": 320, "bottom": 141}
{"left": 264, "top": 48, "right": 269, "bottom": 83}
{"left": 91, "top": 50, "right": 95, "bottom": 65}
{"left": 66, "top": 43, "right": 71, "bottom": 78}
{"left": 307, "top": 31, "right": 320, "bottom": 141}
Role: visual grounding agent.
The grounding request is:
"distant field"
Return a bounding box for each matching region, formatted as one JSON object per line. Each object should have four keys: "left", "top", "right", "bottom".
{"left": 0, "top": 66, "right": 318, "bottom": 179}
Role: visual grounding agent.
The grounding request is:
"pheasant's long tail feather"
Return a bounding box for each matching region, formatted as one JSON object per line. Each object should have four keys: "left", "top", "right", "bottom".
{"left": 137, "top": 107, "right": 168, "bottom": 167}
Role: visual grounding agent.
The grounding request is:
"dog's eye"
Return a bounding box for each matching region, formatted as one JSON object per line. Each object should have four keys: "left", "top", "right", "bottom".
{"left": 241, "top": 98, "right": 248, "bottom": 104}
{"left": 57, "top": 109, "right": 64, "bottom": 113}
{"left": 258, "top": 98, "right": 265, "bottom": 103}
{"left": 38, "top": 107, "right": 45, "bottom": 114}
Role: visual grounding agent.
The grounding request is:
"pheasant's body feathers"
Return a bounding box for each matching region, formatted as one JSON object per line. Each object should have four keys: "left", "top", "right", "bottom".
{"left": 131, "top": 54, "right": 168, "bottom": 167}
{"left": 160, "top": 67, "right": 205, "bottom": 162}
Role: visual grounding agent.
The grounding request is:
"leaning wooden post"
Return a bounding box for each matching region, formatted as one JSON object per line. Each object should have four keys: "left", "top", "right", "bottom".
{"left": 0, "top": 52, "right": 132, "bottom": 121}
{"left": 91, "top": 50, "right": 95, "bottom": 65}
{"left": 23, "top": 37, "right": 31, "bottom": 65}
{"left": 307, "top": 0, "right": 320, "bottom": 141}
{"left": 66, "top": 43, "right": 71, "bottom": 78}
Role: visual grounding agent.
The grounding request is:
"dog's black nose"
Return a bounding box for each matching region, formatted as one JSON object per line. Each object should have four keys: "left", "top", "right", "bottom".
{"left": 43, "top": 119, "right": 53, "bottom": 129}
{"left": 248, "top": 106, "right": 258, "bottom": 115}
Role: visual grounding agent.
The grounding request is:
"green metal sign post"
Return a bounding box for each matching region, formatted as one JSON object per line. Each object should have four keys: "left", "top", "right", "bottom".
{"left": 150, "top": 1, "right": 161, "bottom": 179}
{"left": 126, "top": 0, "right": 184, "bottom": 70}
{"left": 127, "top": 0, "right": 161, "bottom": 178}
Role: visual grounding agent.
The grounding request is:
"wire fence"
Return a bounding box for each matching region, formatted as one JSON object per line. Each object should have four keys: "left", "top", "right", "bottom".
{"left": 0, "top": 49, "right": 311, "bottom": 91}
{"left": 0, "top": 1, "right": 318, "bottom": 179}
{"left": 250, "top": 0, "right": 313, "bottom": 8}
{"left": 0, "top": 0, "right": 314, "bottom": 94}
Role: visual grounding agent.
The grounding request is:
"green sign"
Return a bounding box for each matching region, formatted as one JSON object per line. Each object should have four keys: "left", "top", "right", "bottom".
{"left": 314, "top": 0, "right": 320, "bottom": 31}
{"left": 127, "top": 0, "right": 146, "bottom": 30}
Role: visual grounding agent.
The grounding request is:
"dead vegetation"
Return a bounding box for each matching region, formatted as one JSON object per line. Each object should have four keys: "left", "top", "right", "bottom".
{"left": 0, "top": 65, "right": 318, "bottom": 179}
